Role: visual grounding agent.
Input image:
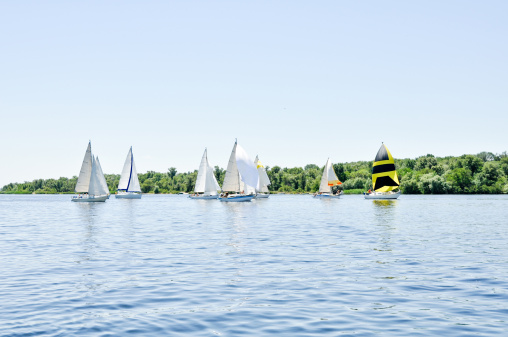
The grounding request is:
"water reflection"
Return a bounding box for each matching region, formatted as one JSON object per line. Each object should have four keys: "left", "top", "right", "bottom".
{"left": 370, "top": 200, "right": 397, "bottom": 260}
{"left": 75, "top": 203, "right": 102, "bottom": 299}
{"left": 372, "top": 200, "right": 397, "bottom": 208}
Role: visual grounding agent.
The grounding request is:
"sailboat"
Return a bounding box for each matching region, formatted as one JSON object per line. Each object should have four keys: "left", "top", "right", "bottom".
{"left": 189, "top": 148, "right": 221, "bottom": 199}
{"left": 313, "top": 158, "right": 342, "bottom": 198}
{"left": 95, "top": 156, "right": 110, "bottom": 198}
{"left": 116, "top": 146, "right": 142, "bottom": 199}
{"left": 364, "top": 143, "right": 401, "bottom": 199}
{"left": 72, "top": 142, "right": 109, "bottom": 202}
{"left": 254, "top": 155, "right": 271, "bottom": 198}
{"left": 219, "top": 140, "right": 259, "bottom": 202}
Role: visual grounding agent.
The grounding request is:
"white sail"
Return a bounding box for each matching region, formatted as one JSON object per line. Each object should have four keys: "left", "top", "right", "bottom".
{"left": 117, "top": 147, "right": 141, "bottom": 192}
{"left": 127, "top": 153, "right": 141, "bottom": 192}
{"left": 222, "top": 142, "right": 241, "bottom": 192}
{"left": 194, "top": 148, "right": 219, "bottom": 195}
{"left": 95, "top": 156, "right": 110, "bottom": 195}
{"left": 240, "top": 176, "right": 256, "bottom": 194}
{"left": 204, "top": 165, "right": 219, "bottom": 195}
{"left": 211, "top": 165, "right": 221, "bottom": 191}
{"left": 118, "top": 147, "right": 133, "bottom": 190}
{"left": 236, "top": 143, "right": 259, "bottom": 189}
{"left": 194, "top": 149, "right": 209, "bottom": 193}
{"left": 319, "top": 158, "right": 332, "bottom": 193}
{"left": 88, "top": 157, "right": 106, "bottom": 196}
{"left": 75, "top": 141, "right": 93, "bottom": 193}
{"left": 255, "top": 155, "right": 271, "bottom": 193}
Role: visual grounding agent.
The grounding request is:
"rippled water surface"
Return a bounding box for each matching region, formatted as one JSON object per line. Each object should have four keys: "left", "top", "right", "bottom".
{"left": 1, "top": 194, "right": 507, "bottom": 336}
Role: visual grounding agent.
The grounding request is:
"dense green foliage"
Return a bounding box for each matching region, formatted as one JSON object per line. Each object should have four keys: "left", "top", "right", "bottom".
{"left": 2, "top": 152, "right": 507, "bottom": 194}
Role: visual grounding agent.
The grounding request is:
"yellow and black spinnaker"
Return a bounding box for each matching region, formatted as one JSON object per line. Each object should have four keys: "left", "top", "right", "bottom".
{"left": 372, "top": 143, "right": 400, "bottom": 192}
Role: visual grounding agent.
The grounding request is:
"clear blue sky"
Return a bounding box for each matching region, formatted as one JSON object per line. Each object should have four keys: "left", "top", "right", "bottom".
{"left": 1, "top": 1, "right": 507, "bottom": 187}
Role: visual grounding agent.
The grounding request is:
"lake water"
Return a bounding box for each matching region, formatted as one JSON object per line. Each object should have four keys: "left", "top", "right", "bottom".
{"left": 1, "top": 194, "right": 507, "bottom": 336}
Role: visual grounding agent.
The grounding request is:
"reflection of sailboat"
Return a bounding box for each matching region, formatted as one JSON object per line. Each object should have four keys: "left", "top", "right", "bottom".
{"left": 313, "top": 158, "right": 342, "bottom": 198}
{"left": 219, "top": 140, "right": 258, "bottom": 202}
{"left": 190, "top": 148, "right": 221, "bottom": 199}
{"left": 72, "top": 142, "right": 109, "bottom": 202}
{"left": 365, "top": 143, "right": 401, "bottom": 199}
{"left": 254, "top": 155, "right": 271, "bottom": 198}
{"left": 116, "top": 147, "right": 142, "bottom": 199}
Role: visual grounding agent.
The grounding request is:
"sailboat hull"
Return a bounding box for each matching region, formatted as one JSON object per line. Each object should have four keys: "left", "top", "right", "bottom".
{"left": 314, "top": 193, "right": 341, "bottom": 199}
{"left": 256, "top": 193, "right": 269, "bottom": 198}
{"left": 71, "top": 195, "right": 108, "bottom": 202}
{"left": 116, "top": 192, "right": 142, "bottom": 199}
{"left": 189, "top": 194, "right": 218, "bottom": 200}
{"left": 364, "top": 191, "right": 401, "bottom": 199}
{"left": 219, "top": 194, "right": 255, "bottom": 202}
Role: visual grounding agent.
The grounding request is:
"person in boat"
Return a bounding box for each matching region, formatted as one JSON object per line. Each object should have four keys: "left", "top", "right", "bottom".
{"left": 367, "top": 189, "right": 372, "bottom": 194}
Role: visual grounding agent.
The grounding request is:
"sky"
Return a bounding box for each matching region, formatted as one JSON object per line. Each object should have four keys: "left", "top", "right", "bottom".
{"left": 1, "top": 1, "right": 507, "bottom": 187}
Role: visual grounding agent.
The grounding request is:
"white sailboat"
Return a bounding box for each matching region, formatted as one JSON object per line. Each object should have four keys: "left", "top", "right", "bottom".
{"left": 313, "top": 158, "right": 342, "bottom": 198}
{"left": 254, "top": 155, "right": 271, "bottom": 198}
{"left": 72, "top": 142, "right": 109, "bottom": 202}
{"left": 116, "top": 146, "right": 142, "bottom": 199}
{"left": 95, "top": 156, "right": 110, "bottom": 198}
{"left": 219, "top": 140, "right": 259, "bottom": 202}
{"left": 189, "top": 148, "right": 221, "bottom": 199}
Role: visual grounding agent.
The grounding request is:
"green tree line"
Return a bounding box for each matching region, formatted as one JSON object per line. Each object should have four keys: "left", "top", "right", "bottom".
{"left": 2, "top": 151, "right": 508, "bottom": 194}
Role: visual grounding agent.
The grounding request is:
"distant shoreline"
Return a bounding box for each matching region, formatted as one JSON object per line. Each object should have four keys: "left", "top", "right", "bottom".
{"left": 2, "top": 151, "right": 507, "bottom": 195}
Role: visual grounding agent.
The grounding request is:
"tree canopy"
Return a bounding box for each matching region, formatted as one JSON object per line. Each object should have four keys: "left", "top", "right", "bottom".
{"left": 2, "top": 152, "right": 508, "bottom": 194}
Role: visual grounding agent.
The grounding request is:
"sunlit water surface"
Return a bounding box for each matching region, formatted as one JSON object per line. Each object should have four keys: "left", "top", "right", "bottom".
{"left": 1, "top": 194, "right": 507, "bottom": 336}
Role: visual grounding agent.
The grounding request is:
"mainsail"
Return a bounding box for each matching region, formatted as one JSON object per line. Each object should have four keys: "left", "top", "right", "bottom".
{"left": 318, "top": 158, "right": 341, "bottom": 193}
{"left": 255, "top": 155, "right": 271, "bottom": 193}
{"left": 75, "top": 141, "right": 93, "bottom": 193}
{"left": 118, "top": 147, "right": 141, "bottom": 193}
{"left": 194, "top": 149, "right": 209, "bottom": 193}
{"left": 222, "top": 142, "right": 241, "bottom": 192}
{"left": 372, "top": 143, "right": 400, "bottom": 192}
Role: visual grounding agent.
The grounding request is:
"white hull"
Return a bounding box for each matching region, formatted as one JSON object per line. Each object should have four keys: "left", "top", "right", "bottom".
{"left": 219, "top": 194, "right": 255, "bottom": 202}
{"left": 189, "top": 194, "right": 218, "bottom": 200}
{"left": 364, "top": 191, "right": 401, "bottom": 199}
{"left": 72, "top": 195, "right": 108, "bottom": 202}
{"left": 314, "top": 192, "right": 342, "bottom": 199}
{"left": 256, "top": 193, "right": 270, "bottom": 198}
{"left": 116, "top": 192, "right": 142, "bottom": 199}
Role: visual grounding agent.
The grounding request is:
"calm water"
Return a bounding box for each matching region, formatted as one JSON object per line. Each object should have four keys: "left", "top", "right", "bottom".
{"left": 1, "top": 194, "right": 507, "bottom": 336}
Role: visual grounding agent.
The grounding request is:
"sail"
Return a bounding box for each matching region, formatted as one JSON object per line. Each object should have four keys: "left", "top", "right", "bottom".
{"left": 255, "top": 155, "right": 271, "bottom": 193}
{"left": 88, "top": 157, "right": 107, "bottom": 196}
{"left": 118, "top": 147, "right": 133, "bottom": 191}
{"left": 319, "top": 158, "right": 341, "bottom": 193}
{"left": 75, "top": 141, "right": 93, "bottom": 193}
{"left": 204, "top": 165, "right": 219, "bottom": 195}
{"left": 117, "top": 147, "right": 141, "bottom": 192}
{"left": 240, "top": 175, "right": 256, "bottom": 194}
{"left": 127, "top": 151, "right": 141, "bottom": 192}
{"left": 95, "top": 157, "right": 110, "bottom": 195}
{"left": 194, "top": 149, "right": 209, "bottom": 193}
{"left": 222, "top": 142, "right": 241, "bottom": 192}
{"left": 236, "top": 143, "right": 259, "bottom": 189}
{"left": 372, "top": 143, "right": 400, "bottom": 192}
{"left": 211, "top": 165, "right": 221, "bottom": 191}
